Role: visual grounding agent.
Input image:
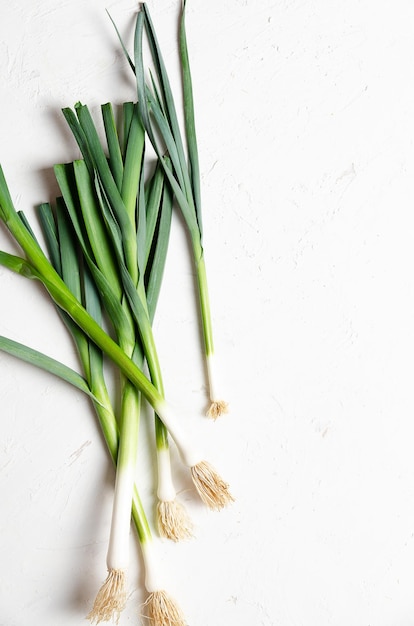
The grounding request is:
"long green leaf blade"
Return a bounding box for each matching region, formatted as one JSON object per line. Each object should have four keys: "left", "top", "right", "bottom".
{"left": 0, "top": 250, "right": 38, "bottom": 278}
{"left": 101, "top": 102, "right": 124, "bottom": 191}
{"left": 0, "top": 335, "right": 99, "bottom": 402}
{"left": 106, "top": 10, "right": 135, "bottom": 74}
{"left": 56, "top": 197, "right": 82, "bottom": 301}
{"left": 38, "top": 200, "right": 91, "bottom": 378}
{"left": 121, "top": 103, "right": 144, "bottom": 223}
{"left": 38, "top": 202, "right": 62, "bottom": 274}
{"left": 179, "top": 0, "right": 202, "bottom": 237}
{"left": 141, "top": 3, "right": 189, "bottom": 187}
{"left": 61, "top": 107, "right": 95, "bottom": 177}
{"left": 144, "top": 161, "right": 164, "bottom": 267}
{"left": 146, "top": 180, "right": 173, "bottom": 321}
{"left": 74, "top": 104, "right": 129, "bottom": 226}
{"left": 54, "top": 164, "right": 133, "bottom": 337}
{"left": 122, "top": 102, "right": 135, "bottom": 157}
{"left": 73, "top": 159, "right": 121, "bottom": 296}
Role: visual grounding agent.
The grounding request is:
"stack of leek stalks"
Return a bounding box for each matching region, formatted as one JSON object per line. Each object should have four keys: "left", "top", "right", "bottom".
{"left": 0, "top": 3, "right": 232, "bottom": 624}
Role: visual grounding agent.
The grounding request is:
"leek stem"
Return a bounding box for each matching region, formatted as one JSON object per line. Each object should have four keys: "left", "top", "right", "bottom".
{"left": 195, "top": 251, "right": 214, "bottom": 358}
{"left": 90, "top": 381, "right": 151, "bottom": 543}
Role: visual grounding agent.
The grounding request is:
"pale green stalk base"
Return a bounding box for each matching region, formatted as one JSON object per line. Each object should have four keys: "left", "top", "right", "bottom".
{"left": 195, "top": 251, "right": 228, "bottom": 417}
{"left": 93, "top": 384, "right": 151, "bottom": 544}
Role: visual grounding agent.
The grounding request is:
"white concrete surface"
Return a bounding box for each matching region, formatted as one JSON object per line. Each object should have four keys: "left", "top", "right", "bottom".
{"left": 1, "top": 0, "right": 414, "bottom": 624}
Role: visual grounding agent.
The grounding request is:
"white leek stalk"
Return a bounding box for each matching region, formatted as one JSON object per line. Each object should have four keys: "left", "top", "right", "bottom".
{"left": 87, "top": 378, "right": 140, "bottom": 623}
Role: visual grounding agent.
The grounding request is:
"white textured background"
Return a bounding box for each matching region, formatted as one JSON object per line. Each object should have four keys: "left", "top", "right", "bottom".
{"left": 1, "top": 1, "right": 414, "bottom": 625}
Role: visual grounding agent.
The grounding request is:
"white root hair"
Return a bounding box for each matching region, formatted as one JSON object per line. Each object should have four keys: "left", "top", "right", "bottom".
{"left": 144, "top": 589, "right": 186, "bottom": 626}
{"left": 87, "top": 568, "right": 127, "bottom": 624}
{"left": 157, "top": 499, "right": 193, "bottom": 542}
{"left": 191, "top": 460, "right": 234, "bottom": 510}
{"left": 207, "top": 400, "right": 229, "bottom": 420}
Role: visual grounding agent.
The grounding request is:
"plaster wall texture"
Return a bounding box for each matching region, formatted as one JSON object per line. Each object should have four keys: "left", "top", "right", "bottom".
{"left": 1, "top": 1, "right": 414, "bottom": 625}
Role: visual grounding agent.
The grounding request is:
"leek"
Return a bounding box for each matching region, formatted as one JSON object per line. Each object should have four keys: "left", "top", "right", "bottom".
{"left": 128, "top": 2, "right": 228, "bottom": 418}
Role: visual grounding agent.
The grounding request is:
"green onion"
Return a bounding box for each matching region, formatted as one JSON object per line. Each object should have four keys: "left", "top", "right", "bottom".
{"left": 128, "top": 3, "right": 228, "bottom": 418}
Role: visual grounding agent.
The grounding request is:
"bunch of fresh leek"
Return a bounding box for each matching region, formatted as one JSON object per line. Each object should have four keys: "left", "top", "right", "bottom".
{"left": 0, "top": 3, "right": 232, "bottom": 624}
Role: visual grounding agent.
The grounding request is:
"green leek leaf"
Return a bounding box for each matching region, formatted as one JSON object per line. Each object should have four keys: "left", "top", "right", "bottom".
{"left": 0, "top": 335, "right": 100, "bottom": 403}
